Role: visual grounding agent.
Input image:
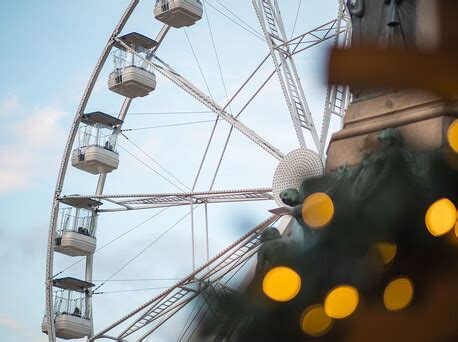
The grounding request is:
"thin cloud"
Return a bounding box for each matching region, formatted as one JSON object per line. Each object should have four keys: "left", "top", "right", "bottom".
{"left": 0, "top": 96, "right": 66, "bottom": 194}
{"left": 0, "top": 314, "right": 45, "bottom": 340}
{"left": 0, "top": 95, "right": 20, "bottom": 116}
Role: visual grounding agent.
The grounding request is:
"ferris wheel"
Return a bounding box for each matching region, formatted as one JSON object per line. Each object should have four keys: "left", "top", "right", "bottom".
{"left": 43, "top": 0, "right": 351, "bottom": 340}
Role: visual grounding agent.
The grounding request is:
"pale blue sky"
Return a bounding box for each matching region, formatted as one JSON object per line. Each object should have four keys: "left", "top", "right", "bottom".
{"left": 0, "top": 1, "right": 340, "bottom": 340}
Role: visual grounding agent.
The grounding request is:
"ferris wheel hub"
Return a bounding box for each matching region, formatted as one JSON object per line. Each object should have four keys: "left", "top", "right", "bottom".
{"left": 272, "top": 148, "right": 324, "bottom": 207}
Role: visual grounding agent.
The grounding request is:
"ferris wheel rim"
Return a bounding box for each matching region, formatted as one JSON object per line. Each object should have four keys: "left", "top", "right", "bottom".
{"left": 45, "top": 1, "right": 141, "bottom": 340}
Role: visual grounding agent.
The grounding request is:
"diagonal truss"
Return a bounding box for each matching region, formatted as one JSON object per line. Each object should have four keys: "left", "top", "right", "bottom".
{"left": 252, "top": 0, "right": 321, "bottom": 151}
{"left": 276, "top": 18, "right": 343, "bottom": 56}
{"left": 114, "top": 37, "right": 284, "bottom": 161}
{"left": 90, "top": 215, "right": 279, "bottom": 341}
{"left": 112, "top": 14, "right": 347, "bottom": 164}
{"left": 59, "top": 188, "right": 273, "bottom": 212}
{"left": 152, "top": 59, "right": 285, "bottom": 161}
{"left": 319, "top": 0, "right": 352, "bottom": 158}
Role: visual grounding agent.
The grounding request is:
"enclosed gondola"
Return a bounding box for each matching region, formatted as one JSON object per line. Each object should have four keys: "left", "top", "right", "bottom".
{"left": 42, "top": 278, "right": 94, "bottom": 340}
{"left": 54, "top": 197, "right": 102, "bottom": 257}
{"left": 71, "top": 112, "right": 122, "bottom": 174}
{"left": 108, "top": 32, "right": 158, "bottom": 98}
{"left": 154, "top": 0, "right": 203, "bottom": 28}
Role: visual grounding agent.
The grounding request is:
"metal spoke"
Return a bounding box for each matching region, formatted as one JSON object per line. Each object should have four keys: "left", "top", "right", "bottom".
{"left": 319, "top": 2, "right": 352, "bottom": 158}
{"left": 114, "top": 37, "right": 284, "bottom": 161}
{"left": 90, "top": 215, "right": 279, "bottom": 340}
{"left": 59, "top": 188, "right": 273, "bottom": 212}
{"left": 252, "top": 0, "right": 320, "bottom": 150}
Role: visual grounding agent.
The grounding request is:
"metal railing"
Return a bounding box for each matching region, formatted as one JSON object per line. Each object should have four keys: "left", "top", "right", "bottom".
{"left": 76, "top": 125, "right": 119, "bottom": 152}
{"left": 56, "top": 207, "right": 95, "bottom": 238}
{"left": 53, "top": 290, "right": 90, "bottom": 320}
{"left": 111, "top": 50, "right": 155, "bottom": 73}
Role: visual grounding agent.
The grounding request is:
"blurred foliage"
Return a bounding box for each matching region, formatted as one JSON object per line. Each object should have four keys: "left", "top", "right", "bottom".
{"left": 198, "top": 128, "right": 458, "bottom": 341}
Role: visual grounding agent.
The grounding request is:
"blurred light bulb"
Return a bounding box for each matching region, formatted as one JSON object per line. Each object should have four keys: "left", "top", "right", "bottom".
{"left": 262, "top": 266, "right": 301, "bottom": 302}
{"left": 384, "top": 277, "right": 414, "bottom": 311}
{"left": 448, "top": 119, "right": 458, "bottom": 153}
{"left": 425, "top": 198, "right": 457, "bottom": 236}
{"left": 371, "top": 242, "right": 397, "bottom": 265}
{"left": 324, "top": 285, "right": 359, "bottom": 319}
{"left": 300, "top": 304, "right": 333, "bottom": 337}
{"left": 302, "top": 192, "right": 335, "bottom": 229}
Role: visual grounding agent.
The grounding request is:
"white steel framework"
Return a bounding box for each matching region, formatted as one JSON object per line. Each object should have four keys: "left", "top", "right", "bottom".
{"left": 252, "top": 0, "right": 320, "bottom": 150}
{"left": 113, "top": 36, "right": 284, "bottom": 161}
{"left": 90, "top": 215, "right": 278, "bottom": 341}
{"left": 45, "top": 2, "right": 142, "bottom": 341}
{"left": 319, "top": 1, "right": 352, "bottom": 157}
{"left": 45, "top": 1, "right": 351, "bottom": 341}
{"left": 60, "top": 188, "right": 273, "bottom": 212}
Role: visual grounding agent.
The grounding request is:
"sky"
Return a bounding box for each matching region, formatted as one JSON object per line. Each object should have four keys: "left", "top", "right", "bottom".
{"left": 0, "top": 0, "right": 342, "bottom": 340}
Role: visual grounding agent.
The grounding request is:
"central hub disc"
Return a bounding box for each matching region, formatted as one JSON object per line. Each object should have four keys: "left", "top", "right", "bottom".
{"left": 272, "top": 149, "right": 324, "bottom": 206}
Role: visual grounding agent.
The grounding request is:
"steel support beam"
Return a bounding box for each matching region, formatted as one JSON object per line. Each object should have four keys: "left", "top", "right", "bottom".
{"left": 114, "top": 37, "right": 284, "bottom": 161}
{"left": 90, "top": 215, "right": 278, "bottom": 340}
{"left": 59, "top": 188, "right": 273, "bottom": 212}
{"left": 319, "top": 1, "right": 352, "bottom": 158}
{"left": 252, "top": 0, "right": 320, "bottom": 150}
